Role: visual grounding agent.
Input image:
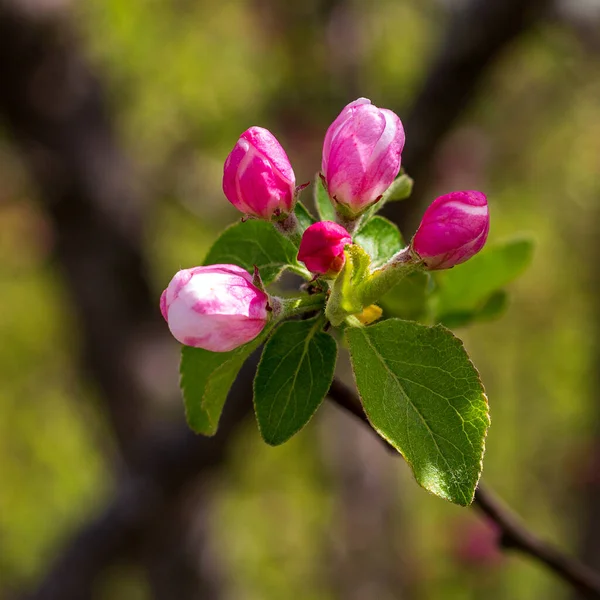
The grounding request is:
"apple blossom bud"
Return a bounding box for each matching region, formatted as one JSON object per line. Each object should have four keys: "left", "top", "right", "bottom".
{"left": 161, "top": 264, "right": 269, "bottom": 352}
{"left": 322, "top": 98, "right": 405, "bottom": 217}
{"left": 297, "top": 221, "right": 352, "bottom": 276}
{"left": 454, "top": 519, "right": 502, "bottom": 568}
{"left": 411, "top": 190, "right": 489, "bottom": 270}
{"left": 223, "top": 126, "right": 296, "bottom": 220}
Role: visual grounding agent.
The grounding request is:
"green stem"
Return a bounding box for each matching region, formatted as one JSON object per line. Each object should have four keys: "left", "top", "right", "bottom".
{"left": 271, "top": 292, "right": 327, "bottom": 320}
{"left": 335, "top": 212, "right": 362, "bottom": 235}
{"left": 273, "top": 212, "right": 303, "bottom": 246}
{"left": 357, "top": 247, "right": 422, "bottom": 307}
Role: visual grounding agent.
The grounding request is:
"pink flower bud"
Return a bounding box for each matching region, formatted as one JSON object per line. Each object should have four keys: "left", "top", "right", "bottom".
{"left": 222, "top": 126, "right": 296, "bottom": 220}
{"left": 297, "top": 221, "right": 352, "bottom": 276}
{"left": 160, "top": 264, "right": 269, "bottom": 352}
{"left": 322, "top": 98, "right": 405, "bottom": 216}
{"left": 411, "top": 190, "right": 489, "bottom": 270}
{"left": 453, "top": 519, "right": 502, "bottom": 568}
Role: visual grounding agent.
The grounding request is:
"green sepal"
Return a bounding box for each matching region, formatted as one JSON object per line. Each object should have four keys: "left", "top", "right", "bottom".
{"left": 294, "top": 201, "right": 316, "bottom": 232}
{"left": 314, "top": 173, "right": 336, "bottom": 222}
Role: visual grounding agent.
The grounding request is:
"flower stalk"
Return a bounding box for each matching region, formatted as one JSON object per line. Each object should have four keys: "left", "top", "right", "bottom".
{"left": 271, "top": 293, "right": 328, "bottom": 320}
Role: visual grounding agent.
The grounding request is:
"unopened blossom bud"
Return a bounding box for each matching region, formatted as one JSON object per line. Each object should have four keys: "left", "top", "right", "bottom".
{"left": 411, "top": 190, "right": 489, "bottom": 270}
{"left": 160, "top": 264, "right": 269, "bottom": 352}
{"left": 223, "top": 126, "right": 296, "bottom": 220}
{"left": 454, "top": 520, "right": 502, "bottom": 568}
{"left": 322, "top": 98, "right": 405, "bottom": 217}
{"left": 297, "top": 221, "right": 352, "bottom": 276}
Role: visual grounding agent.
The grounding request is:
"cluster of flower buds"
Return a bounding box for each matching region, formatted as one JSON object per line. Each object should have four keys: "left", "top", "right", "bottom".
{"left": 161, "top": 97, "right": 490, "bottom": 352}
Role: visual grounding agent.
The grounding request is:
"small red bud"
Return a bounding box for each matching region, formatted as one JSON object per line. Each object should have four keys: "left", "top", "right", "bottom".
{"left": 297, "top": 221, "right": 352, "bottom": 277}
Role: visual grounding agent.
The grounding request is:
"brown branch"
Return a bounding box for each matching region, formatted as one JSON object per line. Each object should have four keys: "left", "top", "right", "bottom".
{"left": 0, "top": 1, "right": 156, "bottom": 459}
{"left": 19, "top": 356, "right": 257, "bottom": 600}
{"left": 327, "top": 379, "right": 600, "bottom": 599}
{"left": 25, "top": 376, "right": 600, "bottom": 599}
{"left": 0, "top": 3, "right": 229, "bottom": 598}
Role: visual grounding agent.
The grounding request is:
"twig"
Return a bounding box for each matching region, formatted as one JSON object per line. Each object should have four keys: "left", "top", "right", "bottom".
{"left": 327, "top": 378, "right": 600, "bottom": 599}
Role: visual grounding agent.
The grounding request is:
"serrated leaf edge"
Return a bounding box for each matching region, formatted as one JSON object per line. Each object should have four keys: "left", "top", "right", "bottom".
{"left": 346, "top": 320, "right": 490, "bottom": 507}
{"left": 179, "top": 348, "right": 237, "bottom": 436}
{"left": 253, "top": 317, "right": 337, "bottom": 446}
{"left": 179, "top": 324, "right": 275, "bottom": 436}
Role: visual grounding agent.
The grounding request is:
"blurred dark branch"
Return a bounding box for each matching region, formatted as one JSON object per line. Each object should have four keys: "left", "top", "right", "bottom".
{"left": 386, "top": 0, "right": 551, "bottom": 229}
{"left": 570, "top": 194, "right": 600, "bottom": 599}
{"left": 0, "top": 1, "right": 156, "bottom": 460}
{"left": 327, "top": 379, "right": 600, "bottom": 600}
{"left": 26, "top": 376, "right": 600, "bottom": 600}
{"left": 0, "top": 2, "right": 226, "bottom": 598}
{"left": 19, "top": 360, "right": 256, "bottom": 600}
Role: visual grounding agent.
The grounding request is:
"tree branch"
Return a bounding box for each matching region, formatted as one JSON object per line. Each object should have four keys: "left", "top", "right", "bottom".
{"left": 19, "top": 355, "right": 258, "bottom": 600}
{"left": 26, "top": 376, "right": 600, "bottom": 599}
{"left": 0, "top": 3, "right": 230, "bottom": 597}
{"left": 0, "top": 1, "right": 157, "bottom": 459}
{"left": 327, "top": 379, "right": 600, "bottom": 599}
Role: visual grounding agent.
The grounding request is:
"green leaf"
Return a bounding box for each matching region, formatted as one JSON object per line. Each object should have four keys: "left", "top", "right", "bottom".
{"left": 478, "top": 290, "right": 509, "bottom": 320}
{"left": 294, "top": 201, "right": 316, "bottom": 232}
{"left": 433, "top": 236, "right": 534, "bottom": 319}
{"left": 438, "top": 290, "right": 509, "bottom": 329}
{"left": 314, "top": 174, "right": 336, "bottom": 222}
{"left": 347, "top": 319, "right": 489, "bottom": 505}
{"left": 381, "top": 172, "right": 413, "bottom": 203}
{"left": 360, "top": 172, "right": 413, "bottom": 223}
{"left": 204, "top": 219, "right": 304, "bottom": 284}
{"left": 254, "top": 317, "right": 337, "bottom": 445}
{"left": 380, "top": 271, "right": 430, "bottom": 322}
{"left": 180, "top": 332, "right": 267, "bottom": 435}
{"left": 355, "top": 216, "right": 404, "bottom": 269}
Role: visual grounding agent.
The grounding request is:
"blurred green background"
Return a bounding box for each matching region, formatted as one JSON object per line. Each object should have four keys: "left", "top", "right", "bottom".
{"left": 1, "top": 0, "right": 600, "bottom": 598}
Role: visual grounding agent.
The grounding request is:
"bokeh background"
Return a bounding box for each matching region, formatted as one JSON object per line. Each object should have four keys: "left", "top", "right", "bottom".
{"left": 1, "top": 0, "right": 600, "bottom": 598}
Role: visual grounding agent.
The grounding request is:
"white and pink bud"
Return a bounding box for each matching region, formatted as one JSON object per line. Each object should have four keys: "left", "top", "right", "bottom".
{"left": 160, "top": 264, "right": 269, "bottom": 352}
{"left": 222, "top": 126, "right": 296, "bottom": 220}
{"left": 322, "top": 98, "right": 405, "bottom": 217}
{"left": 411, "top": 190, "right": 490, "bottom": 270}
{"left": 297, "top": 221, "right": 352, "bottom": 277}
